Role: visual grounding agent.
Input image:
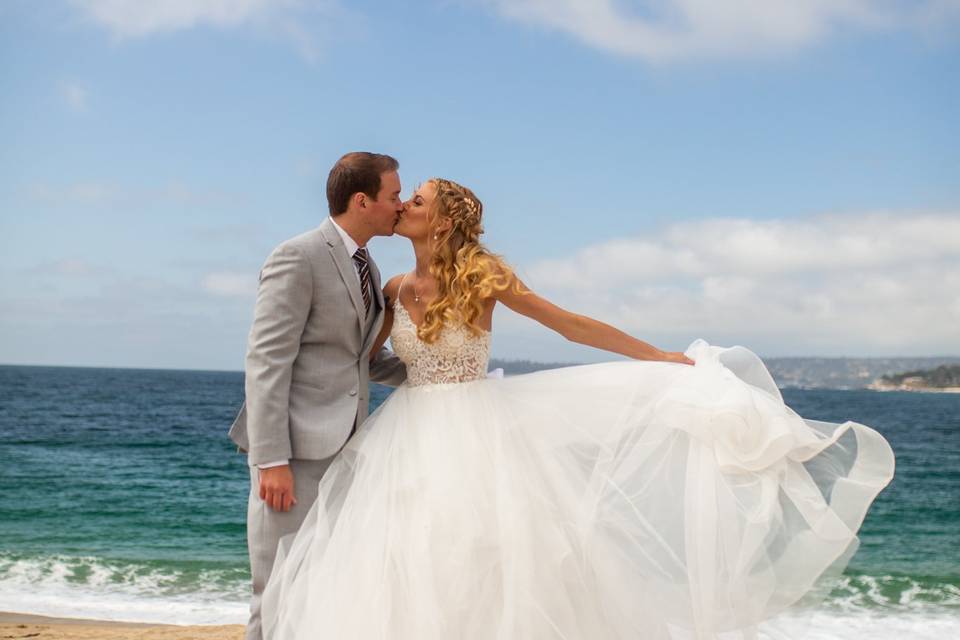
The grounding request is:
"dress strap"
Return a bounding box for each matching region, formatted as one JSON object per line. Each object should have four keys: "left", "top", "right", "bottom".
{"left": 397, "top": 272, "right": 409, "bottom": 302}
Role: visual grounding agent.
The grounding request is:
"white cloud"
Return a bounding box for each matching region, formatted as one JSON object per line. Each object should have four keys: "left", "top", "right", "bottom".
{"left": 189, "top": 223, "right": 266, "bottom": 242}
{"left": 202, "top": 270, "right": 257, "bottom": 297}
{"left": 70, "top": 0, "right": 291, "bottom": 36}
{"left": 482, "top": 0, "right": 960, "bottom": 61}
{"left": 520, "top": 210, "right": 960, "bottom": 355}
{"left": 27, "top": 182, "right": 115, "bottom": 205}
{"left": 60, "top": 80, "right": 89, "bottom": 111}
{"left": 25, "top": 259, "right": 113, "bottom": 278}
{"left": 0, "top": 273, "right": 252, "bottom": 369}
{"left": 68, "top": 0, "right": 341, "bottom": 61}
{"left": 26, "top": 181, "right": 242, "bottom": 208}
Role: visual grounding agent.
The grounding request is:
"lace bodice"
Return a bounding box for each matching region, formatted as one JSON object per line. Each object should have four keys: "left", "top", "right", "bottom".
{"left": 390, "top": 297, "right": 491, "bottom": 387}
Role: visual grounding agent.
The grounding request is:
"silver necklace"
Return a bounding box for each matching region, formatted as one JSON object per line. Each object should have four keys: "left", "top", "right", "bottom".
{"left": 412, "top": 271, "right": 427, "bottom": 303}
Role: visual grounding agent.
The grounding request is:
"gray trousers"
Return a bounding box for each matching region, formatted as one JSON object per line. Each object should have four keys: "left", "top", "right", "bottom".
{"left": 245, "top": 456, "right": 335, "bottom": 640}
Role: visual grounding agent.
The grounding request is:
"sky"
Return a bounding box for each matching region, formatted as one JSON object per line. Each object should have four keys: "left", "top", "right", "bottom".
{"left": 1, "top": 0, "right": 959, "bottom": 370}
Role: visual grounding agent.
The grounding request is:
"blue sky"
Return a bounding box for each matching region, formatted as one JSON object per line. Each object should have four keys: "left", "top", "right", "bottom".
{"left": 1, "top": 0, "right": 958, "bottom": 369}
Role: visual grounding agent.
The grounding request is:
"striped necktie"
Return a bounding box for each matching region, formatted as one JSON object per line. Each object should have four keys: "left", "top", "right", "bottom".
{"left": 352, "top": 247, "right": 372, "bottom": 315}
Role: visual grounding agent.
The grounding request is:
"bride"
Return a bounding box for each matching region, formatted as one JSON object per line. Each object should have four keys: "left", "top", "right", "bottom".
{"left": 260, "top": 178, "right": 895, "bottom": 639}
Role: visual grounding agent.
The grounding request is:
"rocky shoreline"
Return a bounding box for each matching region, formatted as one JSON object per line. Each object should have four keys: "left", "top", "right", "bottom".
{"left": 869, "top": 364, "right": 960, "bottom": 393}
{"left": 867, "top": 381, "right": 960, "bottom": 393}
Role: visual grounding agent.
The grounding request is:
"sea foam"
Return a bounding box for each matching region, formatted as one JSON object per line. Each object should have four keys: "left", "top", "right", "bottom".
{"left": 2, "top": 553, "right": 958, "bottom": 633}
{"left": 0, "top": 552, "right": 248, "bottom": 624}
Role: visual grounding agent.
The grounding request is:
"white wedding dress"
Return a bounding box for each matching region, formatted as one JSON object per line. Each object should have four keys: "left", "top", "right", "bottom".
{"left": 260, "top": 298, "right": 895, "bottom": 640}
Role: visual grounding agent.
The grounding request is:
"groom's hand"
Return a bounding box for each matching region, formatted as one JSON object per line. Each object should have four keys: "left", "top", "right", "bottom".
{"left": 259, "top": 465, "right": 297, "bottom": 512}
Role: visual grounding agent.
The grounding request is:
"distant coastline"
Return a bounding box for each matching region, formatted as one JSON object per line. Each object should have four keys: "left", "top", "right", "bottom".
{"left": 867, "top": 364, "right": 960, "bottom": 394}
{"left": 868, "top": 385, "right": 960, "bottom": 393}
{"left": 763, "top": 356, "right": 960, "bottom": 390}
{"left": 4, "top": 356, "right": 960, "bottom": 391}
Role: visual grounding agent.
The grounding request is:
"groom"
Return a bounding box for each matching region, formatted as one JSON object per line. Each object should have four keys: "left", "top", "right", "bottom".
{"left": 228, "top": 151, "right": 407, "bottom": 640}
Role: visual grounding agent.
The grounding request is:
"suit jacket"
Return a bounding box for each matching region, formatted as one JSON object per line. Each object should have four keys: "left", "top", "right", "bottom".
{"left": 228, "top": 218, "right": 406, "bottom": 465}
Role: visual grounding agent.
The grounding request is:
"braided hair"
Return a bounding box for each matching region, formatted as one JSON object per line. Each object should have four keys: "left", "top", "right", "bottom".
{"left": 418, "top": 178, "right": 523, "bottom": 343}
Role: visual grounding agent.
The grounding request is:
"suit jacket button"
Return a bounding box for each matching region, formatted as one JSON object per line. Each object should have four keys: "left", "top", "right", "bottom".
{"left": 349, "top": 388, "right": 358, "bottom": 396}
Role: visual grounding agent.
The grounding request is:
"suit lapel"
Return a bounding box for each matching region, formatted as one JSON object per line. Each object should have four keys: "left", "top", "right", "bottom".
{"left": 319, "top": 218, "right": 365, "bottom": 338}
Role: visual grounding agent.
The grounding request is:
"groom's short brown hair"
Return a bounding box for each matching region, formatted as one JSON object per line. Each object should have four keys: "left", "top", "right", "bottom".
{"left": 327, "top": 152, "right": 399, "bottom": 216}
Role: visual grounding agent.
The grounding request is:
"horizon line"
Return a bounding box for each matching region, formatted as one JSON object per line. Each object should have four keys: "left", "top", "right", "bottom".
{"left": 3, "top": 354, "right": 960, "bottom": 374}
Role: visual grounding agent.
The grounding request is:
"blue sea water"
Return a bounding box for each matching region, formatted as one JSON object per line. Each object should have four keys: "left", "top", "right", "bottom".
{"left": 0, "top": 365, "right": 957, "bottom": 635}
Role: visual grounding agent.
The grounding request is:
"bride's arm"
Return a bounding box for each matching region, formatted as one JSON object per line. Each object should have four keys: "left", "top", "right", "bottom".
{"left": 494, "top": 274, "right": 693, "bottom": 365}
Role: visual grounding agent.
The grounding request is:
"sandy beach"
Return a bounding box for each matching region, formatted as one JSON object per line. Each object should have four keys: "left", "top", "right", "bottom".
{"left": 0, "top": 612, "right": 243, "bottom": 639}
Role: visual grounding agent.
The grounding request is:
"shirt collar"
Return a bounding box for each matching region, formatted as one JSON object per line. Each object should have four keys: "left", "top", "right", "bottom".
{"left": 328, "top": 216, "right": 361, "bottom": 257}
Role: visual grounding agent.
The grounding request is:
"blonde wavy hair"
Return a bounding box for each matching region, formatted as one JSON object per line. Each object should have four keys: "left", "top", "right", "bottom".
{"left": 418, "top": 178, "right": 524, "bottom": 344}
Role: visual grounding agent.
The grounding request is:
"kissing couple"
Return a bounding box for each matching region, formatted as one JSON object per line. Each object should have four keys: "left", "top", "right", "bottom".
{"left": 228, "top": 151, "right": 894, "bottom": 640}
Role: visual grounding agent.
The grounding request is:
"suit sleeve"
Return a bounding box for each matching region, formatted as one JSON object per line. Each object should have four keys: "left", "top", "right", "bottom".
{"left": 369, "top": 347, "right": 407, "bottom": 387}
{"left": 244, "top": 244, "right": 313, "bottom": 465}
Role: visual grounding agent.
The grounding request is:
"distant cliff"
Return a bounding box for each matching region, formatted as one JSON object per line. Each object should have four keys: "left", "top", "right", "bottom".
{"left": 869, "top": 364, "right": 960, "bottom": 392}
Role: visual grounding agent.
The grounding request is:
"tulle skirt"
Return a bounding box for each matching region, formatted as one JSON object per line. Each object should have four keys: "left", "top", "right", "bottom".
{"left": 261, "top": 340, "right": 895, "bottom": 639}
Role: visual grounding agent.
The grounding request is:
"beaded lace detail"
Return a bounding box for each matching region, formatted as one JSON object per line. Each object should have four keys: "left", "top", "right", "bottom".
{"left": 390, "top": 299, "right": 491, "bottom": 387}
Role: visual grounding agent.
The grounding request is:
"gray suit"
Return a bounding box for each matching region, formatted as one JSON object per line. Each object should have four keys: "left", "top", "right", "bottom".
{"left": 228, "top": 217, "right": 405, "bottom": 640}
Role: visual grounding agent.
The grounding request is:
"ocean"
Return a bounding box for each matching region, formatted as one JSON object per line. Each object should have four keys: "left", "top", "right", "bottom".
{"left": 0, "top": 365, "right": 957, "bottom": 637}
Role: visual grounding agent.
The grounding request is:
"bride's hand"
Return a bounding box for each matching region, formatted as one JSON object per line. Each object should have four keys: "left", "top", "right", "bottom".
{"left": 660, "top": 351, "right": 695, "bottom": 365}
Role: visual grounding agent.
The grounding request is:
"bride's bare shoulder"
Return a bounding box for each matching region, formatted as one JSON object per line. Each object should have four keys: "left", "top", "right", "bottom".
{"left": 382, "top": 273, "right": 407, "bottom": 306}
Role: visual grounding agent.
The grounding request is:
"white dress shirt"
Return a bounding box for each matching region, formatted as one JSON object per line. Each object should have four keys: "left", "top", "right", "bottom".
{"left": 258, "top": 217, "right": 366, "bottom": 470}
{"left": 330, "top": 216, "right": 363, "bottom": 276}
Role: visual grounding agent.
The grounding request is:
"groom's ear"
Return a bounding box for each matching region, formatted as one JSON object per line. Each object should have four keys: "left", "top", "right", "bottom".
{"left": 350, "top": 191, "right": 370, "bottom": 209}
